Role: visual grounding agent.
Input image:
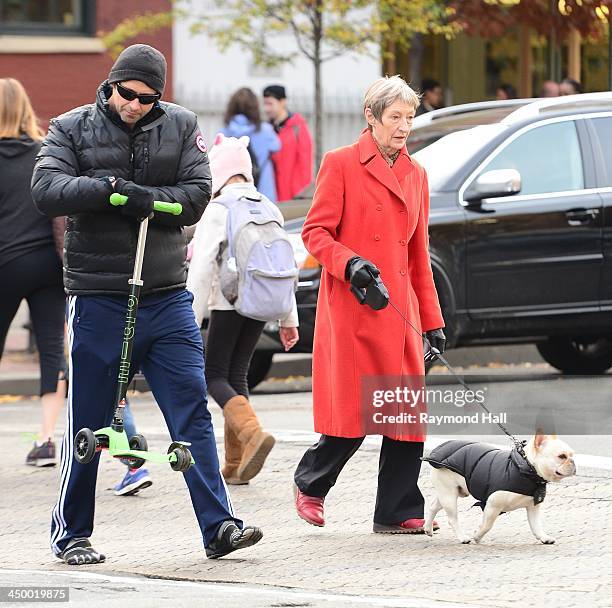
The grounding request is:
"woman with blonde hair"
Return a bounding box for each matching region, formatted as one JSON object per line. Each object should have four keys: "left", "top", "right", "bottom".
{"left": 0, "top": 78, "right": 66, "bottom": 466}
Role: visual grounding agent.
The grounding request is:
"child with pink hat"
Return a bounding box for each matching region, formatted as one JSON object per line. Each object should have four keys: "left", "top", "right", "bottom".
{"left": 187, "top": 134, "right": 299, "bottom": 484}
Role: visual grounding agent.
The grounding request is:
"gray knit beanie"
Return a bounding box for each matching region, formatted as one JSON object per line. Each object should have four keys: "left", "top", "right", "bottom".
{"left": 108, "top": 44, "right": 167, "bottom": 95}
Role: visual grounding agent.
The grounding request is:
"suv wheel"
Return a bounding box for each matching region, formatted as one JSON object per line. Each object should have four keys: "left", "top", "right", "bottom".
{"left": 536, "top": 336, "right": 612, "bottom": 374}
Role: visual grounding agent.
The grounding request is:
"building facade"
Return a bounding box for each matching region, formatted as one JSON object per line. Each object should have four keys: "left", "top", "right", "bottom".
{"left": 391, "top": 26, "right": 610, "bottom": 106}
{"left": 0, "top": 0, "right": 173, "bottom": 126}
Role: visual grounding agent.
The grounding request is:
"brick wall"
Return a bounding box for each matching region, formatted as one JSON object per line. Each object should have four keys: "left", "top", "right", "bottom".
{"left": 0, "top": 0, "right": 172, "bottom": 126}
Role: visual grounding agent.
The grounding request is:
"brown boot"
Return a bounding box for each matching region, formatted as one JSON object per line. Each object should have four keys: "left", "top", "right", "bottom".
{"left": 221, "top": 420, "right": 248, "bottom": 485}
{"left": 223, "top": 395, "right": 275, "bottom": 482}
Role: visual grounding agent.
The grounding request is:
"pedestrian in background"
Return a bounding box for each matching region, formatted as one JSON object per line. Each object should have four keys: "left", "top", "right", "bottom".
{"left": 415, "top": 78, "right": 444, "bottom": 115}
{"left": 222, "top": 87, "right": 280, "bottom": 202}
{"left": 540, "top": 80, "right": 560, "bottom": 97}
{"left": 496, "top": 83, "right": 517, "bottom": 100}
{"left": 188, "top": 134, "right": 299, "bottom": 485}
{"left": 560, "top": 78, "right": 583, "bottom": 95}
{"left": 262, "top": 84, "right": 313, "bottom": 202}
{"left": 0, "top": 78, "right": 66, "bottom": 467}
{"left": 0, "top": 78, "right": 151, "bottom": 494}
{"left": 293, "top": 75, "right": 446, "bottom": 534}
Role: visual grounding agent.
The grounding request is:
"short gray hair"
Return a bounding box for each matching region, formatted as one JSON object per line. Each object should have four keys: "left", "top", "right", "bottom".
{"left": 363, "top": 75, "right": 420, "bottom": 122}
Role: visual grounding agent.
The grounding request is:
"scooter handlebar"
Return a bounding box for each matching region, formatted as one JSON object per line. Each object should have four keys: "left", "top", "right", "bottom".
{"left": 109, "top": 193, "right": 182, "bottom": 216}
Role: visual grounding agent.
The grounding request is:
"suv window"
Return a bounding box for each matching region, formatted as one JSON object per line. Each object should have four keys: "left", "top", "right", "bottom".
{"left": 477, "top": 121, "right": 584, "bottom": 197}
{"left": 408, "top": 106, "right": 522, "bottom": 154}
{"left": 591, "top": 116, "right": 612, "bottom": 186}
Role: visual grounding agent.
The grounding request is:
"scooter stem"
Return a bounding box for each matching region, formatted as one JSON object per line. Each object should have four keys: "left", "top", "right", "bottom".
{"left": 111, "top": 216, "right": 149, "bottom": 432}
{"left": 131, "top": 216, "right": 149, "bottom": 287}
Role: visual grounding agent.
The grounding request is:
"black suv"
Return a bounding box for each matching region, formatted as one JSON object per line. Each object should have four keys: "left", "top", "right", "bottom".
{"left": 250, "top": 94, "right": 612, "bottom": 384}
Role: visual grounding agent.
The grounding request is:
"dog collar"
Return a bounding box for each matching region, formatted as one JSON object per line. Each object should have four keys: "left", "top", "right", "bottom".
{"left": 514, "top": 441, "right": 548, "bottom": 505}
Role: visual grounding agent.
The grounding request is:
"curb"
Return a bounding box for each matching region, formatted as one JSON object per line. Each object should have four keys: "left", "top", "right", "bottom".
{"left": 0, "top": 346, "right": 545, "bottom": 396}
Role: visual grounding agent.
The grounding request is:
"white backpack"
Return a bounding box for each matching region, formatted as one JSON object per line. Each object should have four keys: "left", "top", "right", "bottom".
{"left": 214, "top": 191, "right": 298, "bottom": 322}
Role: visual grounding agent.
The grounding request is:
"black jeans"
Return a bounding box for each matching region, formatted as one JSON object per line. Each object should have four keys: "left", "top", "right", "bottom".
{"left": 0, "top": 246, "right": 65, "bottom": 395}
{"left": 205, "top": 309, "right": 265, "bottom": 407}
{"left": 294, "top": 435, "right": 425, "bottom": 524}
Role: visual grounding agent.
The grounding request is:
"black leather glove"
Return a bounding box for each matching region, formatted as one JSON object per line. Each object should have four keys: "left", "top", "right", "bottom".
{"left": 113, "top": 179, "right": 154, "bottom": 219}
{"left": 424, "top": 328, "right": 446, "bottom": 356}
{"left": 345, "top": 256, "right": 380, "bottom": 288}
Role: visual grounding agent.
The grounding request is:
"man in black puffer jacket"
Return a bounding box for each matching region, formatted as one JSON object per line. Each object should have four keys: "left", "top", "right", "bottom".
{"left": 32, "top": 44, "right": 262, "bottom": 564}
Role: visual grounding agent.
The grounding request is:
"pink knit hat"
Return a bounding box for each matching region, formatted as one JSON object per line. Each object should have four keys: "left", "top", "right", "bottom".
{"left": 209, "top": 133, "right": 254, "bottom": 196}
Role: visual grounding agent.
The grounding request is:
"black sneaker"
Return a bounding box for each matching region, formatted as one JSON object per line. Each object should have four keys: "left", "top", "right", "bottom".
{"left": 205, "top": 521, "right": 263, "bottom": 559}
{"left": 57, "top": 538, "right": 106, "bottom": 565}
{"left": 26, "top": 440, "right": 56, "bottom": 467}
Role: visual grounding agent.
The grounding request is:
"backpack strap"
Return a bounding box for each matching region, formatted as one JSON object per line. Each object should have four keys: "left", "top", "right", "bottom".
{"left": 211, "top": 195, "right": 237, "bottom": 258}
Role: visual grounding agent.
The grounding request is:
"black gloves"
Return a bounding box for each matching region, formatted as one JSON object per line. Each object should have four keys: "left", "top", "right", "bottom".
{"left": 346, "top": 257, "right": 388, "bottom": 310}
{"left": 345, "top": 256, "right": 380, "bottom": 288}
{"left": 424, "top": 328, "right": 446, "bottom": 361}
{"left": 114, "top": 179, "right": 154, "bottom": 219}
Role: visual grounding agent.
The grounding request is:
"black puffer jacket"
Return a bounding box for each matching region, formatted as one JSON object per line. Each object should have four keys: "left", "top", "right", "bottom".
{"left": 422, "top": 440, "right": 547, "bottom": 508}
{"left": 31, "top": 82, "right": 212, "bottom": 295}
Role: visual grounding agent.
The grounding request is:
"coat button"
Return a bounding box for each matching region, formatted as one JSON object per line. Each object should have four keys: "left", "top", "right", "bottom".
{"left": 399, "top": 239, "right": 406, "bottom": 246}
{"left": 400, "top": 269, "right": 406, "bottom": 275}
{"left": 374, "top": 234, "right": 381, "bottom": 241}
{"left": 376, "top": 204, "right": 383, "bottom": 211}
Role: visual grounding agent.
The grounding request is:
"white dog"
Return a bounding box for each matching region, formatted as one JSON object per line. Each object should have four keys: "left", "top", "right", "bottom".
{"left": 422, "top": 434, "right": 576, "bottom": 544}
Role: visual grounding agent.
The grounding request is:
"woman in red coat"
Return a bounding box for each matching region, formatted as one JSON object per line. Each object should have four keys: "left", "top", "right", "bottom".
{"left": 293, "top": 76, "right": 446, "bottom": 533}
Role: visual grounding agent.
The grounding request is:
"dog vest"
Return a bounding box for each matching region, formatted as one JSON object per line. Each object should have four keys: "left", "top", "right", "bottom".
{"left": 422, "top": 440, "right": 548, "bottom": 509}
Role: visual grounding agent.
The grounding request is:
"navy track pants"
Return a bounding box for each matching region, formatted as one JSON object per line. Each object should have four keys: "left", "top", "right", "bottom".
{"left": 50, "top": 289, "right": 240, "bottom": 555}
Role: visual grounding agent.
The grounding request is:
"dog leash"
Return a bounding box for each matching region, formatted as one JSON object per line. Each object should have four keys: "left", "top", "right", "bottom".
{"left": 385, "top": 297, "right": 549, "bottom": 500}
{"left": 385, "top": 298, "right": 532, "bottom": 455}
{"left": 351, "top": 271, "right": 535, "bottom": 463}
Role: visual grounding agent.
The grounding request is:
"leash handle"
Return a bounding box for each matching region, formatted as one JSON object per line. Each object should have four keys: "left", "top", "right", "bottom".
{"left": 350, "top": 284, "right": 367, "bottom": 304}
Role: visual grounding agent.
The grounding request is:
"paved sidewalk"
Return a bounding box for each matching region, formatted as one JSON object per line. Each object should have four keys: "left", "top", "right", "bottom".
{"left": 1, "top": 397, "right": 610, "bottom": 607}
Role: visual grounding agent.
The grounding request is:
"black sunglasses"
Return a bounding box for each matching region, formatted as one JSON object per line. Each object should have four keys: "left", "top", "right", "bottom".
{"left": 115, "top": 82, "right": 160, "bottom": 105}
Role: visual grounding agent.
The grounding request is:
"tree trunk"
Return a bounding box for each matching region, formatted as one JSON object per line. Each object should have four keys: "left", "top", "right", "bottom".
{"left": 313, "top": 0, "right": 323, "bottom": 171}
{"left": 409, "top": 33, "right": 424, "bottom": 88}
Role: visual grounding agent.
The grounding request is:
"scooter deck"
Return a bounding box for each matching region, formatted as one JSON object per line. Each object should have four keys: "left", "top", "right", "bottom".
{"left": 94, "top": 427, "right": 195, "bottom": 466}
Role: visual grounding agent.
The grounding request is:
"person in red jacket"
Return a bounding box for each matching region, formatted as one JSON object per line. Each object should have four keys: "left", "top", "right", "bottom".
{"left": 262, "top": 85, "right": 313, "bottom": 202}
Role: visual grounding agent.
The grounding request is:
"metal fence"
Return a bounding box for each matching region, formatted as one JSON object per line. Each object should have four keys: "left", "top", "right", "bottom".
{"left": 177, "top": 90, "right": 365, "bottom": 154}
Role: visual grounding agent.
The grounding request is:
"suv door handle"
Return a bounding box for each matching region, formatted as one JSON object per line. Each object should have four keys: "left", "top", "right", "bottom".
{"left": 566, "top": 208, "right": 599, "bottom": 226}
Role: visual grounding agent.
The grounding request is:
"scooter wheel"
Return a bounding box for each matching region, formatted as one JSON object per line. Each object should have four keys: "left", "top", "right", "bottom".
{"left": 168, "top": 445, "right": 192, "bottom": 473}
{"left": 128, "top": 434, "right": 148, "bottom": 470}
{"left": 74, "top": 428, "right": 97, "bottom": 464}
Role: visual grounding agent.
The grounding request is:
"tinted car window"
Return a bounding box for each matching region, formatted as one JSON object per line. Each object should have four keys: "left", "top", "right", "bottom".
{"left": 591, "top": 116, "right": 612, "bottom": 186}
{"left": 479, "top": 121, "right": 584, "bottom": 196}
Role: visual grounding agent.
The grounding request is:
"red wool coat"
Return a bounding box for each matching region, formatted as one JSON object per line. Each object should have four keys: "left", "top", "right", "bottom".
{"left": 302, "top": 129, "right": 444, "bottom": 441}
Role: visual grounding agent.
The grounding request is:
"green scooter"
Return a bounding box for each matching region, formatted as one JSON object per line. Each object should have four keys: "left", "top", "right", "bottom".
{"left": 73, "top": 193, "right": 194, "bottom": 473}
